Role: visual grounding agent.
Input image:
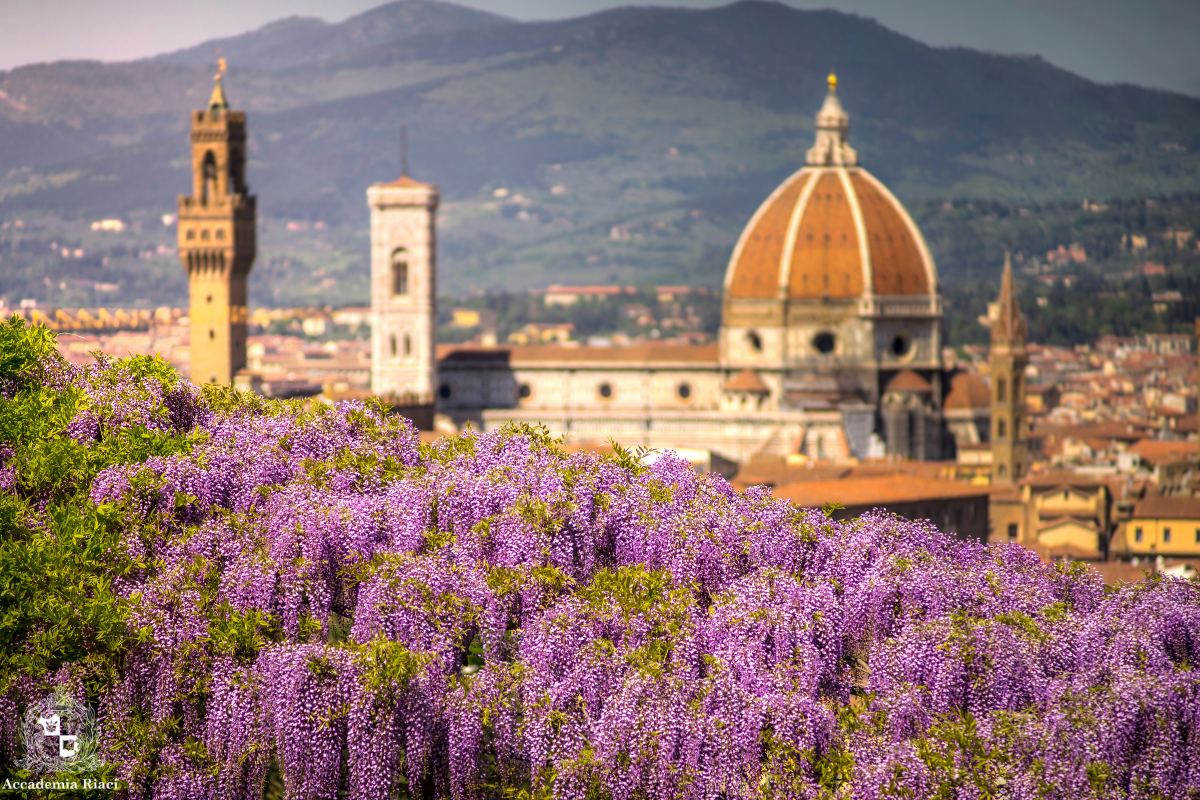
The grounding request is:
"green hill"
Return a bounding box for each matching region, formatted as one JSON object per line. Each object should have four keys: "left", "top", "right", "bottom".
{"left": 0, "top": 0, "right": 1197, "bottom": 307}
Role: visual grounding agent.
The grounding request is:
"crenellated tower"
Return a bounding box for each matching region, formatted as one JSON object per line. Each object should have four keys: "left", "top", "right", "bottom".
{"left": 178, "top": 63, "right": 256, "bottom": 386}
{"left": 989, "top": 252, "right": 1028, "bottom": 483}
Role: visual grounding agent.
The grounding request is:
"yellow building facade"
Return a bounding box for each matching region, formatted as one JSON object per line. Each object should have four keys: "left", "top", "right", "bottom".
{"left": 1120, "top": 496, "right": 1200, "bottom": 558}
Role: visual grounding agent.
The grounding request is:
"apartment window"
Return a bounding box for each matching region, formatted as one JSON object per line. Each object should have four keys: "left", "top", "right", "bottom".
{"left": 1163, "top": 527, "right": 1172, "bottom": 544}
{"left": 1134, "top": 527, "right": 1143, "bottom": 543}
{"left": 1194, "top": 528, "right": 1199, "bottom": 544}
{"left": 1007, "top": 523, "right": 1018, "bottom": 539}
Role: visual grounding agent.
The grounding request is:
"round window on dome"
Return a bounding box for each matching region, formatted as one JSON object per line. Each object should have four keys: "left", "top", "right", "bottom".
{"left": 890, "top": 332, "right": 914, "bottom": 361}
{"left": 746, "top": 330, "right": 763, "bottom": 353}
{"left": 517, "top": 383, "right": 532, "bottom": 400}
{"left": 813, "top": 332, "right": 836, "bottom": 354}
{"left": 438, "top": 383, "right": 452, "bottom": 400}
{"left": 676, "top": 382, "right": 692, "bottom": 400}
{"left": 598, "top": 382, "right": 613, "bottom": 400}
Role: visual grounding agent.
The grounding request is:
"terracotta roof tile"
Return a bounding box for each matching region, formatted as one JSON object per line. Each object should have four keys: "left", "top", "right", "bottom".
{"left": 944, "top": 371, "right": 991, "bottom": 410}
{"left": 725, "top": 369, "right": 770, "bottom": 392}
{"left": 885, "top": 369, "right": 933, "bottom": 393}
{"left": 380, "top": 175, "right": 430, "bottom": 188}
{"left": 774, "top": 475, "right": 986, "bottom": 508}
{"left": 1130, "top": 439, "right": 1198, "bottom": 465}
{"left": 1132, "top": 495, "right": 1200, "bottom": 520}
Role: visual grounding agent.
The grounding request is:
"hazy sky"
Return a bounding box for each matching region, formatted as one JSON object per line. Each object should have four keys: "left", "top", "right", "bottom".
{"left": 5, "top": 0, "right": 1199, "bottom": 96}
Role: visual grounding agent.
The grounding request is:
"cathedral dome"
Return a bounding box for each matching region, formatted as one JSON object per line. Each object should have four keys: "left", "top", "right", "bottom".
{"left": 723, "top": 76, "right": 937, "bottom": 302}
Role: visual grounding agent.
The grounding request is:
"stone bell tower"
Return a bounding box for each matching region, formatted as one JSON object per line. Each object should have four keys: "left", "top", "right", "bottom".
{"left": 178, "top": 62, "right": 256, "bottom": 386}
{"left": 990, "top": 252, "right": 1028, "bottom": 484}
{"left": 368, "top": 148, "right": 438, "bottom": 399}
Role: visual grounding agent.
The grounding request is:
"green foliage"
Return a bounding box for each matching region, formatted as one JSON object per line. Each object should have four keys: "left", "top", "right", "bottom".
{"left": 0, "top": 318, "right": 194, "bottom": 699}
{"left": 355, "top": 637, "right": 430, "bottom": 704}
{"left": 909, "top": 712, "right": 1009, "bottom": 799}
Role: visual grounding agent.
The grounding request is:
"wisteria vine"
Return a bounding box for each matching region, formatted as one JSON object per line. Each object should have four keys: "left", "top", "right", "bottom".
{"left": 1, "top": 318, "right": 1198, "bottom": 799}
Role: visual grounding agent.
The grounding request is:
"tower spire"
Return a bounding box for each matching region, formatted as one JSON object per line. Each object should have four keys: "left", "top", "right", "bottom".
{"left": 989, "top": 249, "right": 1028, "bottom": 485}
{"left": 401, "top": 124, "right": 408, "bottom": 178}
{"left": 991, "top": 249, "right": 1026, "bottom": 350}
{"left": 209, "top": 53, "right": 229, "bottom": 111}
{"left": 806, "top": 71, "right": 857, "bottom": 167}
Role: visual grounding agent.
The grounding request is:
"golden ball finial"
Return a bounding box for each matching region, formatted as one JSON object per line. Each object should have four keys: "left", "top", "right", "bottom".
{"left": 827, "top": 72, "right": 837, "bottom": 91}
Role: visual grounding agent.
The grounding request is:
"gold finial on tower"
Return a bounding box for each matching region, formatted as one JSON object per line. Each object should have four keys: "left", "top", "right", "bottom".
{"left": 827, "top": 72, "right": 837, "bottom": 91}
{"left": 209, "top": 49, "right": 229, "bottom": 110}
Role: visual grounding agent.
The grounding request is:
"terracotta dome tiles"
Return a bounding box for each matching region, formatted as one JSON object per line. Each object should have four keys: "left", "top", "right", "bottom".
{"left": 725, "top": 167, "right": 937, "bottom": 303}
{"left": 848, "top": 173, "right": 929, "bottom": 296}
{"left": 727, "top": 172, "right": 811, "bottom": 299}
{"left": 789, "top": 172, "right": 862, "bottom": 299}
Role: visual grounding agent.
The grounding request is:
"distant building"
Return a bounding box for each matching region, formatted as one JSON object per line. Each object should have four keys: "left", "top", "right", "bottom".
{"left": 368, "top": 170, "right": 438, "bottom": 399}
{"left": 992, "top": 471, "right": 1113, "bottom": 560}
{"left": 1120, "top": 495, "right": 1200, "bottom": 559}
{"left": 450, "top": 308, "right": 498, "bottom": 329}
{"left": 433, "top": 76, "right": 980, "bottom": 462}
{"left": 543, "top": 286, "right": 630, "bottom": 306}
{"left": 177, "top": 68, "right": 256, "bottom": 386}
{"left": 774, "top": 475, "right": 988, "bottom": 542}
{"left": 1141, "top": 333, "right": 1193, "bottom": 355}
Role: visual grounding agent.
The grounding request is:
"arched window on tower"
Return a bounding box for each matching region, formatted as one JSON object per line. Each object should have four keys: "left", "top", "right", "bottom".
{"left": 202, "top": 151, "right": 217, "bottom": 204}
{"left": 403, "top": 334, "right": 411, "bottom": 357}
{"left": 391, "top": 250, "right": 409, "bottom": 296}
{"left": 997, "top": 378, "right": 1007, "bottom": 402}
{"left": 389, "top": 333, "right": 398, "bottom": 359}
{"left": 997, "top": 419, "right": 1006, "bottom": 439}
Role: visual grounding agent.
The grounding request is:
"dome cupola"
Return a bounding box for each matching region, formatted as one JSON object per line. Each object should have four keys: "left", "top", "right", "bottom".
{"left": 723, "top": 76, "right": 938, "bottom": 305}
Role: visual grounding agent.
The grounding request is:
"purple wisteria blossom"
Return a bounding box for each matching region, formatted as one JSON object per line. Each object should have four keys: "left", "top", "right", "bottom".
{"left": 4, "top": 352, "right": 1199, "bottom": 800}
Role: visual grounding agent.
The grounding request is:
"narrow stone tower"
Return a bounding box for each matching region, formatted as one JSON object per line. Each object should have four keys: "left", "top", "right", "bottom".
{"left": 368, "top": 162, "right": 438, "bottom": 399}
{"left": 990, "top": 252, "right": 1028, "bottom": 484}
{"left": 178, "top": 64, "right": 255, "bottom": 386}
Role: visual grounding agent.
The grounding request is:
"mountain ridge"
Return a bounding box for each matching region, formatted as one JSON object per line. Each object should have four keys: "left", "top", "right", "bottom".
{"left": 0, "top": 0, "right": 1197, "bottom": 299}
{"left": 152, "top": 0, "right": 513, "bottom": 70}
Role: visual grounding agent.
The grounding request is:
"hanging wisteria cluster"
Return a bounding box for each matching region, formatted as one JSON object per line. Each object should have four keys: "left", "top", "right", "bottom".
{"left": 1, "top": 320, "right": 1199, "bottom": 799}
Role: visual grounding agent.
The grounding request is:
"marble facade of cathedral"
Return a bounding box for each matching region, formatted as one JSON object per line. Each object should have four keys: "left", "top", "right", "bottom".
{"left": 374, "top": 76, "right": 991, "bottom": 462}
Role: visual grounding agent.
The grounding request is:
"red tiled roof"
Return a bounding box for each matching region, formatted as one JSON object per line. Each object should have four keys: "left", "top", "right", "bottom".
{"left": 725, "top": 369, "right": 770, "bottom": 392}
{"left": 885, "top": 369, "right": 933, "bottom": 393}
{"left": 944, "top": 371, "right": 991, "bottom": 410}
{"left": 775, "top": 475, "right": 986, "bottom": 508}
{"left": 1132, "top": 495, "right": 1200, "bottom": 520}
{"left": 1130, "top": 439, "right": 1198, "bottom": 466}
{"left": 379, "top": 175, "right": 430, "bottom": 188}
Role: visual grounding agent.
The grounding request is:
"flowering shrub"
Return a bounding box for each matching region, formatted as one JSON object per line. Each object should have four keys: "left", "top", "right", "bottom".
{"left": 1, "top": 315, "right": 1199, "bottom": 799}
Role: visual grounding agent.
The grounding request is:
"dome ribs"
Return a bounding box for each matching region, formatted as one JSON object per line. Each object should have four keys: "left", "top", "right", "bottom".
{"left": 727, "top": 172, "right": 811, "bottom": 299}
{"left": 848, "top": 173, "right": 930, "bottom": 296}
{"left": 789, "top": 171, "right": 862, "bottom": 299}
